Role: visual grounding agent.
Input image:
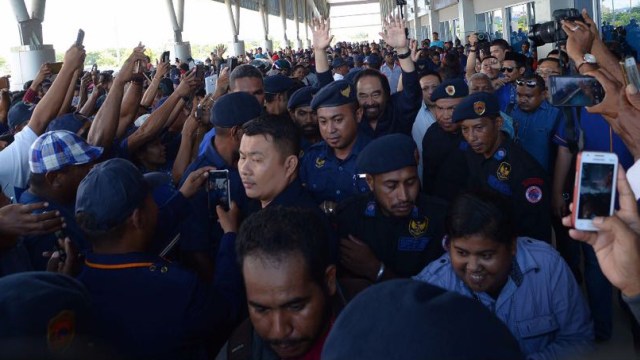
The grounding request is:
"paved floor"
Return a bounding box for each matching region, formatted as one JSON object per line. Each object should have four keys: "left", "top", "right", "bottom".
{"left": 585, "top": 290, "right": 637, "bottom": 360}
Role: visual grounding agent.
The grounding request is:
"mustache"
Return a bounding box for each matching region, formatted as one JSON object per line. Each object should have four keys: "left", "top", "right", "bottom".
{"left": 266, "top": 337, "right": 311, "bottom": 348}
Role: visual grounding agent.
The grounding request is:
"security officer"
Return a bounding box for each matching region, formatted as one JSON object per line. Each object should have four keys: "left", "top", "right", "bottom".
{"left": 263, "top": 74, "right": 295, "bottom": 116}
{"left": 75, "top": 158, "right": 243, "bottom": 359}
{"left": 335, "top": 134, "right": 447, "bottom": 298}
{"left": 299, "top": 80, "right": 371, "bottom": 213}
{"left": 450, "top": 92, "right": 552, "bottom": 242}
{"left": 287, "top": 86, "right": 321, "bottom": 152}
{"left": 421, "top": 78, "right": 469, "bottom": 198}
{"left": 179, "top": 92, "right": 262, "bottom": 281}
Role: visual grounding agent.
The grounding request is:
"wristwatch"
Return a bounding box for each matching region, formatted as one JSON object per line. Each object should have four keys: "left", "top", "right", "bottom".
{"left": 577, "top": 53, "right": 597, "bottom": 73}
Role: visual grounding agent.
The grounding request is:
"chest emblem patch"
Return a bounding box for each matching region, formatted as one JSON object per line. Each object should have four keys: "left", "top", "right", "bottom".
{"left": 525, "top": 185, "right": 543, "bottom": 204}
{"left": 497, "top": 161, "right": 511, "bottom": 181}
{"left": 315, "top": 157, "right": 325, "bottom": 168}
{"left": 409, "top": 217, "right": 429, "bottom": 237}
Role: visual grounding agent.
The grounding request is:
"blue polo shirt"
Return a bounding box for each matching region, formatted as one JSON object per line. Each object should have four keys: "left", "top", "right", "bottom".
{"left": 579, "top": 109, "right": 634, "bottom": 170}
{"left": 511, "top": 100, "right": 566, "bottom": 172}
{"left": 179, "top": 137, "right": 247, "bottom": 253}
{"left": 300, "top": 134, "right": 372, "bottom": 204}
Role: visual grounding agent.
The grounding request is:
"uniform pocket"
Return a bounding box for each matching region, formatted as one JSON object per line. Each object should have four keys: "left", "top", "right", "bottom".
{"left": 516, "top": 314, "right": 559, "bottom": 338}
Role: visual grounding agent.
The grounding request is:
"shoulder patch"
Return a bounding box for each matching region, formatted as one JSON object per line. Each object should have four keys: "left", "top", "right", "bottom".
{"left": 525, "top": 185, "right": 543, "bottom": 204}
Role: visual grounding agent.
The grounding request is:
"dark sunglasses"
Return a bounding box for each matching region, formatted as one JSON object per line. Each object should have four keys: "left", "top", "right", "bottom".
{"left": 500, "top": 66, "right": 515, "bottom": 73}
{"left": 516, "top": 79, "right": 537, "bottom": 88}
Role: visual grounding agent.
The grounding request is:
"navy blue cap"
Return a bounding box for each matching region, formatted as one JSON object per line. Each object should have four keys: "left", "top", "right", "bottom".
{"left": 332, "top": 57, "right": 348, "bottom": 68}
{"left": 322, "top": 279, "right": 524, "bottom": 360}
{"left": 273, "top": 59, "right": 291, "bottom": 70}
{"left": 8, "top": 101, "right": 34, "bottom": 130}
{"left": 75, "top": 158, "right": 148, "bottom": 231}
{"left": 264, "top": 74, "right": 294, "bottom": 94}
{"left": 310, "top": 80, "right": 356, "bottom": 110}
{"left": 0, "top": 272, "right": 91, "bottom": 349}
{"left": 46, "top": 112, "right": 87, "bottom": 133}
{"left": 356, "top": 134, "right": 417, "bottom": 175}
{"left": 287, "top": 86, "right": 317, "bottom": 110}
{"left": 430, "top": 78, "right": 469, "bottom": 102}
{"left": 452, "top": 92, "right": 500, "bottom": 123}
{"left": 211, "top": 92, "right": 262, "bottom": 127}
{"left": 363, "top": 55, "right": 381, "bottom": 66}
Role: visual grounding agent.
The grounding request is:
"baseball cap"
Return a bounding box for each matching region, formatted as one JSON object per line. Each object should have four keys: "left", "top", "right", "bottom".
{"left": 8, "top": 101, "right": 34, "bottom": 130}
{"left": 75, "top": 158, "right": 149, "bottom": 232}
{"left": 29, "top": 130, "right": 104, "bottom": 174}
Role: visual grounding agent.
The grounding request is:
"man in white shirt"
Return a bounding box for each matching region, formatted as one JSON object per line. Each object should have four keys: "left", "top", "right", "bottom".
{"left": 379, "top": 53, "right": 402, "bottom": 94}
{"left": 411, "top": 71, "right": 441, "bottom": 184}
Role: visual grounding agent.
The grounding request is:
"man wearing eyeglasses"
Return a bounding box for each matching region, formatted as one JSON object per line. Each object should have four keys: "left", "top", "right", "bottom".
{"left": 495, "top": 52, "right": 527, "bottom": 114}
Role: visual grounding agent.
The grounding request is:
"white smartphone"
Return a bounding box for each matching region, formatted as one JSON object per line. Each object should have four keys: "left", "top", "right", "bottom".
{"left": 623, "top": 57, "right": 640, "bottom": 89}
{"left": 572, "top": 151, "right": 618, "bottom": 231}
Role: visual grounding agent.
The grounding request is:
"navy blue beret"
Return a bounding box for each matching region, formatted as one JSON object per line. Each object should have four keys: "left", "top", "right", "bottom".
{"left": 322, "top": 279, "right": 524, "bottom": 360}
{"left": 310, "top": 80, "right": 356, "bottom": 110}
{"left": 287, "top": 86, "right": 317, "bottom": 110}
{"left": 332, "top": 57, "right": 348, "bottom": 68}
{"left": 452, "top": 92, "right": 500, "bottom": 123}
{"left": 430, "top": 78, "right": 469, "bottom": 102}
{"left": 211, "top": 92, "right": 262, "bottom": 127}
{"left": 0, "top": 272, "right": 91, "bottom": 349}
{"left": 356, "top": 134, "right": 417, "bottom": 175}
{"left": 264, "top": 74, "right": 294, "bottom": 94}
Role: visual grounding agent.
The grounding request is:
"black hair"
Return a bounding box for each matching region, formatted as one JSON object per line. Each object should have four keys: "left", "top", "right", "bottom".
{"left": 242, "top": 114, "right": 300, "bottom": 160}
{"left": 537, "top": 57, "right": 564, "bottom": 74}
{"left": 353, "top": 69, "right": 391, "bottom": 101}
{"left": 229, "top": 64, "right": 264, "bottom": 91}
{"left": 237, "top": 206, "right": 331, "bottom": 286}
{"left": 440, "top": 52, "right": 462, "bottom": 80}
{"left": 418, "top": 70, "right": 442, "bottom": 82}
{"left": 519, "top": 74, "right": 546, "bottom": 91}
{"left": 447, "top": 191, "right": 515, "bottom": 246}
{"left": 490, "top": 39, "right": 510, "bottom": 51}
{"left": 547, "top": 50, "right": 569, "bottom": 64}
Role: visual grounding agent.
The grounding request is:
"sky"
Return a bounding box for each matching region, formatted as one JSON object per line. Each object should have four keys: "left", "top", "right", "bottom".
{"left": 0, "top": 0, "right": 307, "bottom": 58}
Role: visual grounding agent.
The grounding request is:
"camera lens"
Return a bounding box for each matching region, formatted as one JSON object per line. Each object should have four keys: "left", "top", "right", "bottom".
{"left": 527, "top": 21, "right": 557, "bottom": 47}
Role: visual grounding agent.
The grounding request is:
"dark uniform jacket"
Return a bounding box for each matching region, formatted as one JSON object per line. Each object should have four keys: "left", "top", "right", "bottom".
{"left": 335, "top": 193, "right": 448, "bottom": 278}
{"left": 421, "top": 124, "right": 468, "bottom": 198}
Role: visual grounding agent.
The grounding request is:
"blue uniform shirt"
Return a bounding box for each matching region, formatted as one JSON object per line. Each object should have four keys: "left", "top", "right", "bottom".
{"left": 511, "top": 100, "right": 566, "bottom": 172}
{"left": 179, "top": 137, "right": 247, "bottom": 253}
{"left": 415, "top": 237, "right": 594, "bottom": 359}
{"left": 580, "top": 109, "right": 634, "bottom": 170}
{"left": 78, "top": 233, "right": 242, "bottom": 359}
{"left": 495, "top": 82, "right": 517, "bottom": 113}
{"left": 300, "top": 135, "right": 372, "bottom": 204}
{"left": 18, "top": 191, "right": 88, "bottom": 271}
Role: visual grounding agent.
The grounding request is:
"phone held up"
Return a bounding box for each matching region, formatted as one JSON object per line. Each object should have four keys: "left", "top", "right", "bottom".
{"left": 572, "top": 151, "right": 618, "bottom": 231}
{"left": 549, "top": 75, "right": 604, "bottom": 107}
{"left": 621, "top": 56, "right": 640, "bottom": 89}
{"left": 206, "top": 169, "right": 231, "bottom": 218}
{"left": 76, "top": 29, "right": 85, "bottom": 47}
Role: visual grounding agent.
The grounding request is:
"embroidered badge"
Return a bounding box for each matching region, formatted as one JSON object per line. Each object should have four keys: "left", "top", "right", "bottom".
{"left": 496, "top": 162, "right": 511, "bottom": 181}
{"left": 47, "top": 310, "right": 75, "bottom": 352}
{"left": 473, "top": 101, "right": 486, "bottom": 116}
{"left": 409, "top": 217, "right": 429, "bottom": 237}
{"left": 398, "top": 236, "right": 430, "bottom": 252}
{"left": 365, "top": 201, "right": 376, "bottom": 217}
{"left": 315, "top": 157, "right": 325, "bottom": 168}
{"left": 341, "top": 86, "right": 351, "bottom": 98}
{"left": 445, "top": 85, "right": 456, "bottom": 96}
{"left": 525, "top": 185, "right": 543, "bottom": 204}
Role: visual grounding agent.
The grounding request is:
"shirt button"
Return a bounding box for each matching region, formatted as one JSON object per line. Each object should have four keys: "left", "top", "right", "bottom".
{"left": 161, "top": 266, "right": 169, "bottom": 273}
{"left": 336, "top": 190, "right": 341, "bottom": 195}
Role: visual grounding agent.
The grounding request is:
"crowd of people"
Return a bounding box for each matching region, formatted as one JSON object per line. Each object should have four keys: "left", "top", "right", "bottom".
{"left": 0, "top": 8, "right": 640, "bottom": 360}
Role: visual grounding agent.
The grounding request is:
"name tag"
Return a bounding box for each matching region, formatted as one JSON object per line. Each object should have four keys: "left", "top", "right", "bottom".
{"left": 398, "top": 237, "right": 430, "bottom": 252}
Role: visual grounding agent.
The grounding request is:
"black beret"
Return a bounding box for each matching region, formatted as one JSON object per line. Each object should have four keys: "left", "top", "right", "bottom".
{"left": 322, "top": 279, "right": 525, "bottom": 360}
{"left": 451, "top": 92, "right": 500, "bottom": 123}
{"left": 211, "top": 92, "right": 262, "bottom": 127}
{"left": 287, "top": 86, "right": 317, "bottom": 110}
{"left": 430, "top": 78, "right": 469, "bottom": 102}
{"left": 356, "top": 134, "right": 417, "bottom": 175}
{"left": 264, "top": 74, "right": 294, "bottom": 94}
{"left": 310, "top": 80, "right": 356, "bottom": 110}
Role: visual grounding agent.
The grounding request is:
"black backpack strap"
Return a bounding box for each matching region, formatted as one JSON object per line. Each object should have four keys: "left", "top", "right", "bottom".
{"left": 227, "top": 319, "right": 254, "bottom": 360}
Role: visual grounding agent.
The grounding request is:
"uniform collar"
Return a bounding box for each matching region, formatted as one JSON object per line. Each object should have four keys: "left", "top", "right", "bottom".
{"left": 84, "top": 252, "right": 162, "bottom": 269}
{"left": 320, "top": 134, "right": 370, "bottom": 162}
{"left": 268, "top": 178, "right": 310, "bottom": 208}
{"left": 203, "top": 136, "right": 230, "bottom": 169}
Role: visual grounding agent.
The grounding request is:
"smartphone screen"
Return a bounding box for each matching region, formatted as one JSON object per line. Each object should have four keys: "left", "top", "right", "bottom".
{"left": 207, "top": 170, "right": 230, "bottom": 217}
{"left": 162, "top": 51, "right": 170, "bottom": 63}
{"left": 549, "top": 75, "right": 604, "bottom": 107}
{"left": 49, "top": 62, "right": 63, "bottom": 74}
{"left": 573, "top": 152, "right": 618, "bottom": 231}
{"left": 229, "top": 58, "right": 238, "bottom": 73}
{"left": 195, "top": 64, "right": 205, "bottom": 80}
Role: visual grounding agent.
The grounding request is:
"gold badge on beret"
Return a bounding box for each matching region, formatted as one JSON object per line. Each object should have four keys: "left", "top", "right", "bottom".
{"left": 445, "top": 85, "right": 456, "bottom": 96}
{"left": 341, "top": 86, "right": 351, "bottom": 98}
{"left": 473, "top": 101, "right": 486, "bottom": 116}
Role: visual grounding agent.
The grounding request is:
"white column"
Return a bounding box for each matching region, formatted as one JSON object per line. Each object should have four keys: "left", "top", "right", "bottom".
{"left": 457, "top": 0, "right": 475, "bottom": 41}
{"left": 280, "top": 0, "right": 289, "bottom": 47}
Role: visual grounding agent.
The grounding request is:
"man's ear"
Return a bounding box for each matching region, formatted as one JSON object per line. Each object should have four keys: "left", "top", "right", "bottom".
{"left": 325, "top": 264, "right": 337, "bottom": 296}
{"left": 45, "top": 171, "right": 61, "bottom": 188}
{"left": 495, "top": 116, "right": 504, "bottom": 130}
{"left": 365, "top": 174, "right": 374, "bottom": 192}
{"left": 284, "top": 154, "right": 299, "bottom": 177}
{"left": 518, "top": 67, "right": 526, "bottom": 76}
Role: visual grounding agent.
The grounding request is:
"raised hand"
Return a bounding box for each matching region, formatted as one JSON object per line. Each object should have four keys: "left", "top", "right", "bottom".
{"left": 312, "top": 17, "right": 334, "bottom": 50}
{"left": 175, "top": 69, "right": 199, "bottom": 97}
{"left": 410, "top": 39, "right": 422, "bottom": 62}
{"left": 0, "top": 202, "right": 65, "bottom": 237}
{"left": 62, "top": 44, "right": 86, "bottom": 72}
{"left": 379, "top": 15, "right": 408, "bottom": 51}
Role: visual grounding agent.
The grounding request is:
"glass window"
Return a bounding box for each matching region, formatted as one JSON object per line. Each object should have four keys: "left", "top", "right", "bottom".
{"left": 475, "top": 11, "right": 504, "bottom": 41}
{"left": 507, "top": 2, "right": 535, "bottom": 49}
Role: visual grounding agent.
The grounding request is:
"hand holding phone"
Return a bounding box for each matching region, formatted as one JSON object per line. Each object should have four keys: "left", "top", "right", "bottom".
{"left": 206, "top": 170, "right": 231, "bottom": 218}
{"left": 622, "top": 57, "right": 640, "bottom": 89}
{"left": 572, "top": 151, "right": 618, "bottom": 231}
{"left": 549, "top": 75, "right": 604, "bottom": 107}
{"left": 76, "top": 29, "right": 85, "bottom": 47}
